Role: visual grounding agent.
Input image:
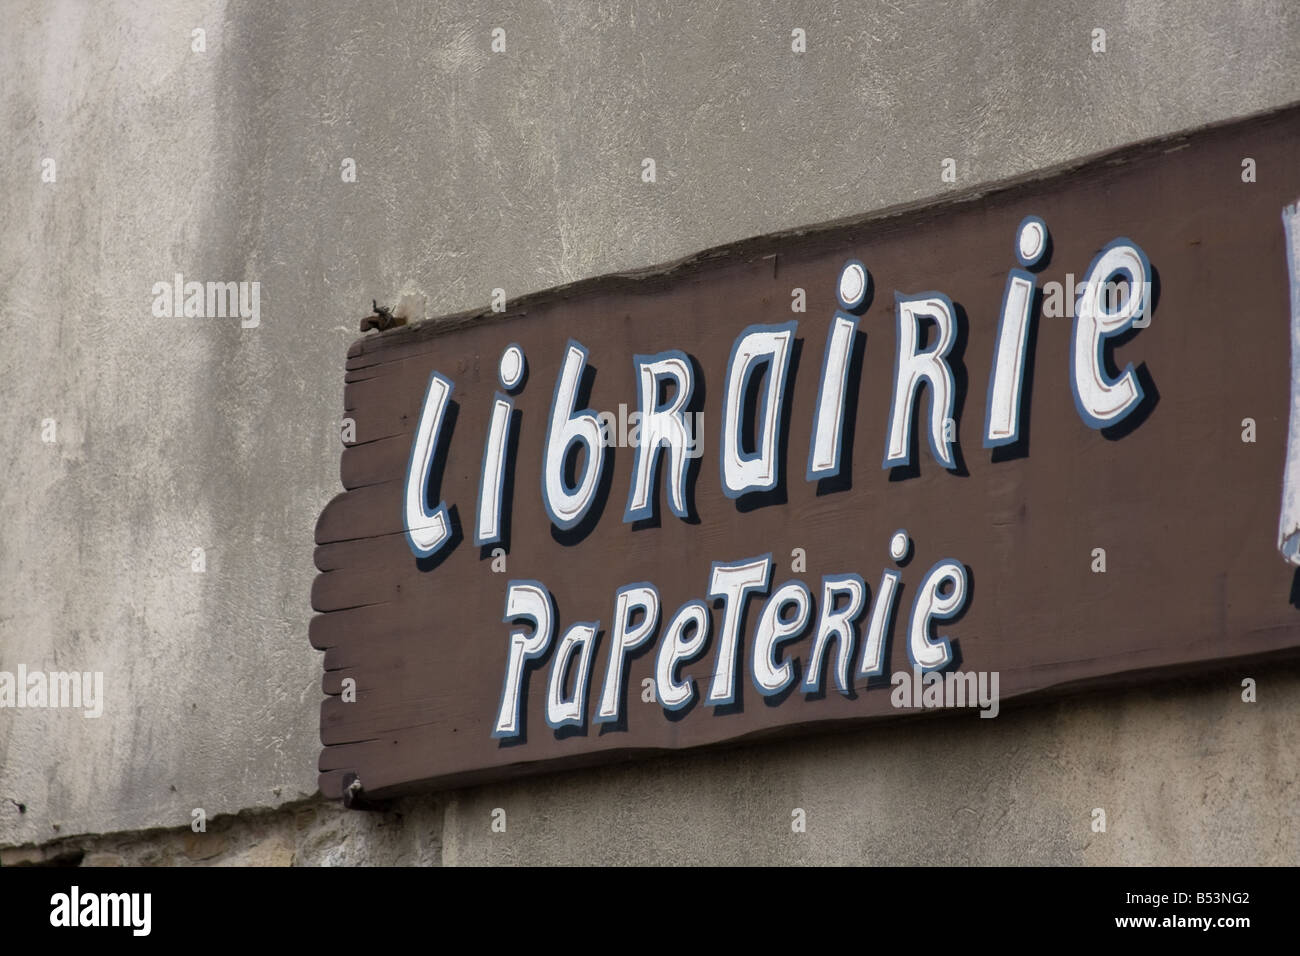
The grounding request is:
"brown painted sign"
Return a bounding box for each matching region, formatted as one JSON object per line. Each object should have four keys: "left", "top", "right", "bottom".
{"left": 312, "top": 106, "right": 1300, "bottom": 803}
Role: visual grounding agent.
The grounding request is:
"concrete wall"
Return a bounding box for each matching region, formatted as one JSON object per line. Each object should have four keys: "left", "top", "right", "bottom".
{"left": 1, "top": 0, "right": 1297, "bottom": 862}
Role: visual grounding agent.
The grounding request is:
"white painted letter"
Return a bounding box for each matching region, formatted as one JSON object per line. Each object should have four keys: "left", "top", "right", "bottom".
{"left": 721, "top": 323, "right": 796, "bottom": 497}
{"left": 655, "top": 601, "right": 711, "bottom": 710}
{"left": 403, "top": 372, "right": 455, "bottom": 558}
{"left": 546, "top": 621, "right": 599, "bottom": 728}
{"left": 493, "top": 581, "right": 554, "bottom": 738}
{"left": 595, "top": 584, "right": 660, "bottom": 724}
{"left": 706, "top": 554, "right": 773, "bottom": 705}
{"left": 884, "top": 293, "right": 959, "bottom": 469}
{"left": 1070, "top": 240, "right": 1151, "bottom": 428}
{"left": 752, "top": 581, "right": 812, "bottom": 696}
{"left": 543, "top": 341, "right": 606, "bottom": 530}
{"left": 908, "top": 561, "right": 968, "bottom": 672}
{"left": 808, "top": 314, "right": 858, "bottom": 479}
{"left": 475, "top": 395, "right": 514, "bottom": 545}
{"left": 804, "top": 574, "right": 867, "bottom": 695}
{"left": 625, "top": 351, "right": 695, "bottom": 521}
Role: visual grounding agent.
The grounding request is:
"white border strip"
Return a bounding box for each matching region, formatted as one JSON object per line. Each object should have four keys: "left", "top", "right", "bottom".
{"left": 1277, "top": 200, "right": 1300, "bottom": 564}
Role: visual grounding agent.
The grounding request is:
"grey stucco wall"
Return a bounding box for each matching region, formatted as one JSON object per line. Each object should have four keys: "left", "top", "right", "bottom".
{"left": 1, "top": 0, "right": 1297, "bottom": 860}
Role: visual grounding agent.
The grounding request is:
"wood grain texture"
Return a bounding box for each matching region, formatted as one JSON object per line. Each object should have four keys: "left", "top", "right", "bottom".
{"left": 313, "top": 106, "right": 1300, "bottom": 801}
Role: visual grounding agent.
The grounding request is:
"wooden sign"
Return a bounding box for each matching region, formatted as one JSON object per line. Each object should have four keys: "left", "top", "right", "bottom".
{"left": 313, "top": 106, "right": 1300, "bottom": 803}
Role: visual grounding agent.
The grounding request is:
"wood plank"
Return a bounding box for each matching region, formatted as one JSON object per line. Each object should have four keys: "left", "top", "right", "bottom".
{"left": 312, "top": 105, "right": 1300, "bottom": 803}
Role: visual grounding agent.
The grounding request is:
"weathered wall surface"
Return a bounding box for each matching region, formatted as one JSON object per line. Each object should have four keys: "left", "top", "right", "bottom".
{"left": 4, "top": 666, "right": 1297, "bottom": 866}
{"left": 438, "top": 668, "right": 1300, "bottom": 866}
{"left": 1, "top": 0, "right": 1298, "bottom": 861}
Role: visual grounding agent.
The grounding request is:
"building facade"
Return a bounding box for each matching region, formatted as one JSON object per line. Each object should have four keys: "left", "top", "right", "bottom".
{"left": 2, "top": 0, "right": 1299, "bottom": 866}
